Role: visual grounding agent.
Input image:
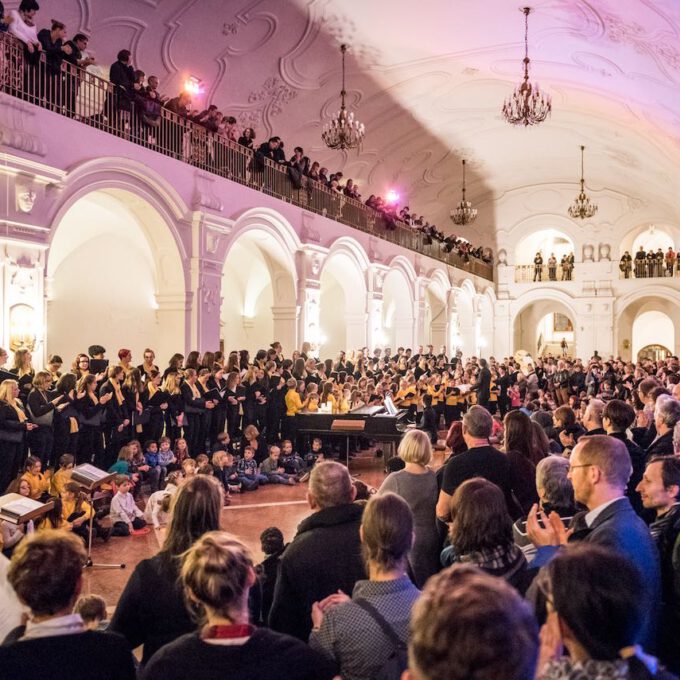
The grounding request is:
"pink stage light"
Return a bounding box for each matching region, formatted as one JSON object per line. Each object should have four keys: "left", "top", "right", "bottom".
{"left": 386, "top": 190, "right": 400, "bottom": 204}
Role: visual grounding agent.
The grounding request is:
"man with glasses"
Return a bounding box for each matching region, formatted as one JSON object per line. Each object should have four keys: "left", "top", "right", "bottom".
{"left": 527, "top": 435, "right": 660, "bottom": 649}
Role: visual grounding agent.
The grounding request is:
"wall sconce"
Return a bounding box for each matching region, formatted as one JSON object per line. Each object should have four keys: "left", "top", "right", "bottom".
{"left": 9, "top": 304, "right": 37, "bottom": 352}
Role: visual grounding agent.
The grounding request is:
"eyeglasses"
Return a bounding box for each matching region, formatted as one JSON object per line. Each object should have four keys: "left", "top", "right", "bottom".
{"left": 568, "top": 463, "right": 593, "bottom": 472}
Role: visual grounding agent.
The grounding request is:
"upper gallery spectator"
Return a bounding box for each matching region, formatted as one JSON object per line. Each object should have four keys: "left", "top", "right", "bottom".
{"left": 269, "top": 461, "right": 365, "bottom": 640}
{"left": 108, "top": 49, "right": 135, "bottom": 119}
{"left": 8, "top": 0, "right": 41, "bottom": 57}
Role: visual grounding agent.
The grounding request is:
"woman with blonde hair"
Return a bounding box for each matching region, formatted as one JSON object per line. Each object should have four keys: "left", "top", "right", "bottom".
{"left": 141, "top": 531, "right": 337, "bottom": 679}
{"left": 0, "top": 379, "right": 37, "bottom": 493}
{"left": 378, "top": 429, "right": 439, "bottom": 587}
{"left": 10, "top": 347, "right": 34, "bottom": 402}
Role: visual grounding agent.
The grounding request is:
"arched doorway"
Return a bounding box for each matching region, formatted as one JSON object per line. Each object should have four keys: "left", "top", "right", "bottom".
{"left": 382, "top": 269, "right": 415, "bottom": 350}
{"left": 617, "top": 295, "right": 680, "bottom": 361}
{"left": 221, "top": 229, "right": 297, "bottom": 354}
{"left": 424, "top": 281, "right": 447, "bottom": 348}
{"left": 46, "top": 189, "right": 186, "bottom": 365}
{"left": 632, "top": 310, "right": 674, "bottom": 360}
{"left": 513, "top": 301, "right": 576, "bottom": 358}
{"left": 319, "top": 252, "right": 367, "bottom": 357}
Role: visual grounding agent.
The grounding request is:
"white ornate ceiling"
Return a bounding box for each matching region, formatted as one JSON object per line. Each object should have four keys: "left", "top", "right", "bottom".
{"left": 35, "top": 0, "right": 680, "bottom": 244}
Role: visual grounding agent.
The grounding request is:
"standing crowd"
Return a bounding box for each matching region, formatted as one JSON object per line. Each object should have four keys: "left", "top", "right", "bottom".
{"left": 2, "top": 338, "right": 680, "bottom": 679}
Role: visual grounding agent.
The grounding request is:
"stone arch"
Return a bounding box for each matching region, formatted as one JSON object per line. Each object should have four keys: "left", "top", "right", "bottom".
{"left": 615, "top": 288, "right": 680, "bottom": 360}
{"left": 46, "top": 185, "right": 188, "bottom": 363}
{"left": 619, "top": 223, "right": 680, "bottom": 258}
{"left": 511, "top": 291, "right": 578, "bottom": 359}
{"left": 382, "top": 265, "right": 416, "bottom": 350}
{"left": 319, "top": 243, "right": 368, "bottom": 356}
{"left": 221, "top": 208, "right": 300, "bottom": 353}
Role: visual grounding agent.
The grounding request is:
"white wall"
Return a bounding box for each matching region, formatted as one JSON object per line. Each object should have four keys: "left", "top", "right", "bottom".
{"left": 632, "top": 310, "right": 674, "bottom": 359}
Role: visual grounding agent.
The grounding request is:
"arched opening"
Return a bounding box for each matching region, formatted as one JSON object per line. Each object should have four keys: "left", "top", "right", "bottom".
{"left": 424, "top": 282, "right": 447, "bottom": 348}
{"left": 46, "top": 189, "right": 186, "bottom": 364}
{"left": 620, "top": 224, "right": 676, "bottom": 258}
{"left": 513, "top": 301, "right": 575, "bottom": 358}
{"left": 514, "top": 228, "right": 574, "bottom": 266}
{"left": 382, "top": 269, "right": 414, "bottom": 350}
{"left": 221, "top": 229, "right": 297, "bottom": 354}
{"left": 632, "top": 310, "right": 675, "bottom": 361}
{"left": 319, "top": 253, "right": 366, "bottom": 357}
{"left": 617, "top": 295, "right": 680, "bottom": 361}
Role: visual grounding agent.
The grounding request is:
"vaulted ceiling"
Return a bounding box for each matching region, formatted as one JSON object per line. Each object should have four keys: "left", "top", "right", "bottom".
{"left": 42, "top": 0, "right": 680, "bottom": 245}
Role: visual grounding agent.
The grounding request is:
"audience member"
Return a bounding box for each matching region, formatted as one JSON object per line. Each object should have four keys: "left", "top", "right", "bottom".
{"left": 140, "top": 531, "right": 337, "bottom": 680}
{"left": 309, "top": 492, "right": 419, "bottom": 680}
{"left": 269, "top": 461, "right": 365, "bottom": 640}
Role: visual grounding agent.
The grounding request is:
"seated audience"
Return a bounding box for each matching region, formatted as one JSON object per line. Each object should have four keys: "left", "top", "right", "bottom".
{"left": 140, "top": 532, "right": 337, "bottom": 680}
{"left": 0, "top": 531, "right": 136, "bottom": 679}
{"left": 74, "top": 594, "right": 108, "bottom": 631}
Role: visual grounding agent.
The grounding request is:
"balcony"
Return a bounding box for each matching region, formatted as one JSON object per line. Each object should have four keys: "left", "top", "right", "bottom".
{"left": 619, "top": 262, "right": 678, "bottom": 280}
{"left": 514, "top": 264, "right": 573, "bottom": 283}
{"left": 0, "top": 33, "right": 493, "bottom": 281}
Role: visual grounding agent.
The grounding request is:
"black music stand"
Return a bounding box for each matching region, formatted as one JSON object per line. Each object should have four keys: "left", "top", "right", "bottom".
{"left": 71, "top": 465, "right": 125, "bottom": 570}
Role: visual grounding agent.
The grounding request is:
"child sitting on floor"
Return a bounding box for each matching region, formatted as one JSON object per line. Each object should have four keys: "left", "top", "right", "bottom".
{"left": 237, "top": 446, "right": 268, "bottom": 491}
{"left": 61, "top": 481, "right": 111, "bottom": 543}
{"left": 143, "top": 471, "right": 181, "bottom": 529}
{"left": 143, "top": 440, "right": 165, "bottom": 491}
{"left": 259, "top": 446, "right": 296, "bottom": 485}
{"left": 109, "top": 476, "right": 147, "bottom": 536}
{"left": 280, "top": 440, "right": 305, "bottom": 478}
{"left": 21, "top": 456, "right": 51, "bottom": 501}
{"left": 157, "top": 436, "right": 176, "bottom": 476}
{"left": 50, "top": 453, "right": 74, "bottom": 497}
{"left": 224, "top": 452, "right": 241, "bottom": 493}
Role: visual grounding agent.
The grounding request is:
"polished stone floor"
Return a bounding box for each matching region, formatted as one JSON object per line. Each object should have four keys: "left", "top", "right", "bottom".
{"left": 82, "top": 450, "right": 428, "bottom": 610}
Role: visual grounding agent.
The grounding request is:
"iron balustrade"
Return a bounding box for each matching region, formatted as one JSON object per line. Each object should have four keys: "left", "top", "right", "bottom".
{"left": 514, "top": 264, "right": 572, "bottom": 282}
{"left": 0, "top": 32, "right": 493, "bottom": 281}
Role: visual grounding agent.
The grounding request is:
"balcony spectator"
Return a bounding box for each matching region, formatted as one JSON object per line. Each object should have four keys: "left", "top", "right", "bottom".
{"left": 63, "top": 33, "right": 94, "bottom": 68}
{"left": 0, "top": 3, "right": 11, "bottom": 33}
{"left": 318, "top": 166, "right": 329, "bottom": 183}
{"left": 8, "top": 0, "right": 41, "bottom": 62}
{"left": 237, "top": 126, "right": 255, "bottom": 149}
{"left": 288, "top": 146, "right": 307, "bottom": 190}
{"left": 220, "top": 115, "right": 238, "bottom": 142}
{"left": 108, "top": 49, "right": 135, "bottom": 128}
{"left": 166, "top": 91, "right": 191, "bottom": 118}
{"left": 619, "top": 251, "right": 632, "bottom": 278}
{"left": 307, "top": 160, "right": 320, "bottom": 181}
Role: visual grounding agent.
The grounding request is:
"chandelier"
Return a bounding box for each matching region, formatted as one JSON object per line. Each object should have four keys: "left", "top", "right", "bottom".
{"left": 322, "top": 44, "right": 365, "bottom": 151}
{"left": 502, "top": 7, "right": 552, "bottom": 127}
{"left": 450, "top": 159, "right": 477, "bottom": 226}
{"left": 568, "top": 145, "right": 598, "bottom": 220}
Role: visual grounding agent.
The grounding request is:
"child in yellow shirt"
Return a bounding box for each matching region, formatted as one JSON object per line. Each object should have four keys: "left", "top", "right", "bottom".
{"left": 21, "top": 456, "right": 51, "bottom": 501}
{"left": 50, "top": 453, "right": 74, "bottom": 497}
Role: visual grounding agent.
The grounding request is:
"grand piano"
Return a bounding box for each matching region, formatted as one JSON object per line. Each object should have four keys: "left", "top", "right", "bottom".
{"left": 295, "top": 403, "right": 410, "bottom": 464}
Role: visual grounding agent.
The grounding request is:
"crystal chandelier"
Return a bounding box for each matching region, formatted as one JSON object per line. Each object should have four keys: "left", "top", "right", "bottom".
{"left": 568, "top": 145, "right": 598, "bottom": 220}
{"left": 322, "top": 44, "right": 365, "bottom": 151}
{"left": 502, "top": 7, "right": 552, "bottom": 127}
{"left": 450, "top": 159, "right": 477, "bottom": 226}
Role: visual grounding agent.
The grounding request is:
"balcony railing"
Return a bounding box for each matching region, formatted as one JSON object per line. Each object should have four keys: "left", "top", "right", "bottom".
{"left": 515, "top": 264, "right": 573, "bottom": 283}
{"left": 620, "top": 261, "right": 678, "bottom": 279}
{"left": 0, "top": 33, "right": 493, "bottom": 281}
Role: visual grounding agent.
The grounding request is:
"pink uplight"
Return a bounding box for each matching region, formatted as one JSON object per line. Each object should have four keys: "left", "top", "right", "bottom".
{"left": 386, "top": 190, "right": 400, "bottom": 204}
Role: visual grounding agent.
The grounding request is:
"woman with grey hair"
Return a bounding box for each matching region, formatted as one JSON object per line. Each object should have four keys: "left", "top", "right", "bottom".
{"left": 513, "top": 456, "right": 577, "bottom": 559}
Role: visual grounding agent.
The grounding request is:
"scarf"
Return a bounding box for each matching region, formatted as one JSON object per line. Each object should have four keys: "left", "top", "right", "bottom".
{"left": 8, "top": 400, "right": 26, "bottom": 423}
{"left": 442, "top": 542, "right": 527, "bottom": 579}
{"left": 110, "top": 379, "right": 124, "bottom": 406}
{"left": 148, "top": 382, "right": 158, "bottom": 398}
{"left": 189, "top": 381, "right": 200, "bottom": 399}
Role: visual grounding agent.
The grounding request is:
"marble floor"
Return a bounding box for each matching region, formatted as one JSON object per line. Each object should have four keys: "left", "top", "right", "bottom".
{"left": 82, "top": 450, "right": 434, "bottom": 610}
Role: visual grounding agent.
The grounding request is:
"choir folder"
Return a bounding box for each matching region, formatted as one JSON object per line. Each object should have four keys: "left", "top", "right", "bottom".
{"left": 0, "top": 493, "right": 53, "bottom": 524}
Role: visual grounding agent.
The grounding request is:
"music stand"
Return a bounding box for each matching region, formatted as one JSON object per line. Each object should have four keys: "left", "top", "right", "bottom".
{"left": 71, "top": 464, "right": 125, "bottom": 570}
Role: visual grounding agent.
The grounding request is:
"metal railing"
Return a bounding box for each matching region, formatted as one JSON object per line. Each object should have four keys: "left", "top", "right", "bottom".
{"left": 515, "top": 264, "right": 573, "bottom": 282}
{"left": 0, "top": 33, "right": 493, "bottom": 281}
{"left": 620, "top": 261, "right": 678, "bottom": 279}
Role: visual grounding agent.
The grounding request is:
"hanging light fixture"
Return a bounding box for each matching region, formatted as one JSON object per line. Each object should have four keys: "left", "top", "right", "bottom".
{"left": 450, "top": 159, "right": 477, "bottom": 226}
{"left": 322, "top": 44, "right": 365, "bottom": 151}
{"left": 568, "top": 145, "right": 598, "bottom": 220}
{"left": 502, "top": 7, "right": 552, "bottom": 127}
